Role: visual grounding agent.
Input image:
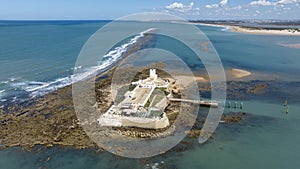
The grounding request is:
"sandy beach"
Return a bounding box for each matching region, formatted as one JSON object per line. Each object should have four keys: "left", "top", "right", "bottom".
{"left": 231, "top": 69, "right": 252, "bottom": 79}
{"left": 230, "top": 26, "right": 300, "bottom": 36}
{"left": 191, "top": 22, "right": 300, "bottom": 36}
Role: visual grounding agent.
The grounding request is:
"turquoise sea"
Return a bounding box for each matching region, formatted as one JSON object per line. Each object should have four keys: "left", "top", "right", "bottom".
{"left": 0, "top": 21, "right": 300, "bottom": 168}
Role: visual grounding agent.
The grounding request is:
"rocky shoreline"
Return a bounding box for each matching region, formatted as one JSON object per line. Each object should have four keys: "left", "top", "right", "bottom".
{"left": 1, "top": 66, "right": 295, "bottom": 150}
{"left": 0, "top": 72, "right": 254, "bottom": 150}
{"left": 0, "top": 32, "right": 156, "bottom": 150}
{"left": 0, "top": 31, "right": 285, "bottom": 150}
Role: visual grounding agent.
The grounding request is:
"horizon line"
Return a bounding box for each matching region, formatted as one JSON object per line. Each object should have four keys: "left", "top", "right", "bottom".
{"left": 0, "top": 19, "right": 300, "bottom": 22}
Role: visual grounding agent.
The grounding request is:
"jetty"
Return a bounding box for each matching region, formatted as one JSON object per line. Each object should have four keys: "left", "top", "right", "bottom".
{"left": 168, "top": 98, "right": 219, "bottom": 108}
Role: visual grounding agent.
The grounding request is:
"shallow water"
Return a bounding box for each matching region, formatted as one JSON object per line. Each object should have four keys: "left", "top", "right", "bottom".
{"left": 0, "top": 101, "right": 299, "bottom": 169}
{"left": 176, "top": 101, "right": 300, "bottom": 169}
{"left": 0, "top": 21, "right": 300, "bottom": 169}
{"left": 1, "top": 21, "right": 300, "bottom": 102}
{"left": 201, "top": 25, "right": 300, "bottom": 79}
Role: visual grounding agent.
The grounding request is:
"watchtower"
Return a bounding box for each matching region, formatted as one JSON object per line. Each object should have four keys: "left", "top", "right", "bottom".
{"left": 149, "top": 69, "right": 157, "bottom": 80}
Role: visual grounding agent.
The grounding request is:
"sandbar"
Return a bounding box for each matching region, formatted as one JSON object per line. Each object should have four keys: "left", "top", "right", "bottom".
{"left": 231, "top": 69, "right": 252, "bottom": 79}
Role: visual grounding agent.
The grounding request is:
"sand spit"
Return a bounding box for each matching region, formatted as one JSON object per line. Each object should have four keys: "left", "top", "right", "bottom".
{"left": 190, "top": 22, "right": 300, "bottom": 36}
{"left": 231, "top": 69, "right": 252, "bottom": 79}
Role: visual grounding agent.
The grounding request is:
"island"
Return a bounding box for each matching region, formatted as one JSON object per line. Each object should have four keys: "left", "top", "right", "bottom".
{"left": 0, "top": 30, "right": 258, "bottom": 150}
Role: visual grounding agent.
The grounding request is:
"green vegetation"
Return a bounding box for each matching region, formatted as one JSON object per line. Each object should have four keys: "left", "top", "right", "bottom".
{"left": 144, "top": 99, "right": 151, "bottom": 108}
{"left": 156, "top": 87, "right": 170, "bottom": 96}
{"left": 151, "top": 95, "right": 164, "bottom": 106}
{"left": 149, "top": 111, "right": 163, "bottom": 118}
{"left": 145, "top": 88, "right": 167, "bottom": 108}
{"left": 128, "top": 85, "right": 136, "bottom": 91}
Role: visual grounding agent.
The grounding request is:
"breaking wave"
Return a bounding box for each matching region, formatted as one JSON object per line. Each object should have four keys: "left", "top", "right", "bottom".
{"left": 6, "top": 28, "right": 155, "bottom": 99}
{"left": 221, "top": 27, "right": 231, "bottom": 32}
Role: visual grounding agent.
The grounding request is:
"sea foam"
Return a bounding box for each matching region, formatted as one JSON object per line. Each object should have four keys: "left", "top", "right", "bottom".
{"left": 221, "top": 27, "right": 231, "bottom": 32}
{"left": 11, "top": 28, "right": 155, "bottom": 98}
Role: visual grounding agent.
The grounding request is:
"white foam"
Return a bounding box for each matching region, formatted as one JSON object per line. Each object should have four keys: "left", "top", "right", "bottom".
{"left": 25, "top": 79, "right": 67, "bottom": 92}
{"left": 9, "top": 78, "right": 16, "bottom": 82}
{"left": 68, "top": 28, "right": 156, "bottom": 83}
{"left": 9, "top": 28, "right": 155, "bottom": 98}
{"left": 73, "top": 66, "right": 82, "bottom": 70}
{"left": 0, "top": 99, "right": 7, "bottom": 102}
{"left": 221, "top": 27, "right": 231, "bottom": 32}
{"left": 10, "top": 81, "right": 28, "bottom": 88}
{"left": 145, "top": 161, "right": 164, "bottom": 169}
{"left": 9, "top": 96, "right": 18, "bottom": 103}
{"left": 0, "top": 90, "right": 5, "bottom": 99}
{"left": 0, "top": 81, "right": 9, "bottom": 84}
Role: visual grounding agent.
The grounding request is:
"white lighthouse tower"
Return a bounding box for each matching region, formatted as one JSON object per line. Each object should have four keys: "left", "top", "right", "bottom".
{"left": 149, "top": 69, "right": 157, "bottom": 80}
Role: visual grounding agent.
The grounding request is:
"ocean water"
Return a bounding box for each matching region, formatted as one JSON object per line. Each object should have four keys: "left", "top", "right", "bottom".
{"left": 0, "top": 21, "right": 300, "bottom": 168}
{"left": 0, "top": 21, "right": 105, "bottom": 103}
{"left": 0, "top": 21, "right": 153, "bottom": 103}
{"left": 201, "top": 25, "right": 300, "bottom": 78}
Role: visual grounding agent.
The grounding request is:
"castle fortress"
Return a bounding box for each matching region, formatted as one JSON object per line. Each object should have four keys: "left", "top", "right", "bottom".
{"left": 97, "top": 69, "right": 170, "bottom": 129}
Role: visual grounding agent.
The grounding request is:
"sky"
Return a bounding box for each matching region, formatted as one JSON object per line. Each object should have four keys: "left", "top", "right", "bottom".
{"left": 0, "top": 0, "right": 300, "bottom": 20}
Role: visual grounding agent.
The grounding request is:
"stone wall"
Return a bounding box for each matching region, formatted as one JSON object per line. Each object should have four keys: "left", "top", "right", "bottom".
{"left": 121, "top": 116, "right": 170, "bottom": 129}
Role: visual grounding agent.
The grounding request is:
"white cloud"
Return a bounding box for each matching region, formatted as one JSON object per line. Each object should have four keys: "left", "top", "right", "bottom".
{"left": 165, "top": 2, "right": 194, "bottom": 12}
{"left": 220, "top": 0, "right": 228, "bottom": 6}
{"left": 205, "top": 4, "right": 219, "bottom": 8}
{"left": 205, "top": 0, "right": 228, "bottom": 9}
{"left": 250, "top": 0, "right": 300, "bottom": 6}
{"left": 276, "top": 0, "right": 299, "bottom": 4}
{"left": 250, "top": 0, "right": 273, "bottom": 6}
{"left": 165, "top": 2, "right": 185, "bottom": 9}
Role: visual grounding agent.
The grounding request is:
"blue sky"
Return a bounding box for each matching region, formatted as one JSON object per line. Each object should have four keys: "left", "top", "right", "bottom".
{"left": 0, "top": 0, "right": 299, "bottom": 20}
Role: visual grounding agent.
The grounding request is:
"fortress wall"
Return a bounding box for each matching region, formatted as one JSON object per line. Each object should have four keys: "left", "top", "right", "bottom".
{"left": 121, "top": 116, "right": 170, "bottom": 129}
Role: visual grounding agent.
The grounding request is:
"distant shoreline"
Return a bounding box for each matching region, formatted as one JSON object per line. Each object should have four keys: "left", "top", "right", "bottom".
{"left": 191, "top": 22, "right": 300, "bottom": 36}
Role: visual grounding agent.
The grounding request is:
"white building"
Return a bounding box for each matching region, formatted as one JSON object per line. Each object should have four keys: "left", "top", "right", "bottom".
{"left": 97, "top": 69, "right": 170, "bottom": 129}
